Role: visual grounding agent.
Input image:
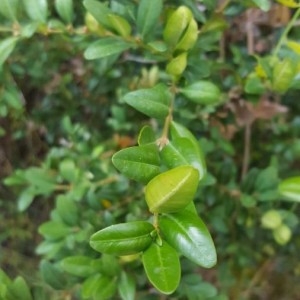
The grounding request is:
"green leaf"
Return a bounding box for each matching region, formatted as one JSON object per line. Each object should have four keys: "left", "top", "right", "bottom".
{"left": 170, "top": 121, "right": 207, "bottom": 179}
{"left": 138, "top": 125, "right": 156, "bottom": 146}
{"left": 161, "top": 137, "right": 206, "bottom": 180}
{"left": 112, "top": 143, "right": 160, "bottom": 184}
{"left": 108, "top": 14, "right": 131, "bottom": 37}
{"left": 93, "top": 275, "right": 117, "bottom": 300}
{"left": 56, "top": 195, "right": 79, "bottom": 226}
{"left": 278, "top": 176, "right": 300, "bottom": 202}
{"left": 60, "top": 256, "right": 98, "bottom": 277}
{"left": 272, "top": 58, "right": 296, "bottom": 93}
{"left": 159, "top": 211, "right": 217, "bottom": 268}
{"left": 180, "top": 81, "right": 221, "bottom": 105}
{"left": 84, "top": 37, "right": 132, "bottom": 60}
{"left": 123, "top": 83, "right": 171, "bottom": 119}
{"left": 142, "top": 241, "right": 180, "bottom": 295}
{"left": 59, "top": 159, "right": 78, "bottom": 182}
{"left": 8, "top": 277, "right": 33, "bottom": 300}
{"left": 0, "top": 37, "right": 19, "bottom": 68}
{"left": 175, "top": 18, "right": 198, "bottom": 51}
{"left": 38, "top": 221, "right": 71, "bottom": 240}
{"left": 166, "top": 52, "right": 187, "bottom": 77}
{"left": 40, "top": 260, "right": 67, "bottom": 290}
{"left": 252, "top": 0, "right": 271, "bottom": 11}
{"left": 118, "top": 272, "right": 136, "bottom": 300}
{"left": 137, "top": 0, "right": 163, "bottom": 38}
{"left": 276, "top": 0, "right": 300, "bottom": 8}
{"left": 245, "top": 72, "right": 266, "bottom": 95}
{"left": 23, "top": 0, "right": 48, "bottom": 23}
{"left": 145, "top": 165, "right": 199, "bottom": 213}
{"left": 0, "top": 0, "right": 19, "bottom": 21}
{"left": 90, "top": 221, "right": 155, "bottom": 256}
{"left": 83, "top": 0, "right": 113, "bottom": 29}
{"left": 18, "top": 187, "right": 35, "bottom": 211}
{"left": 82, "top": 274, "right": 102, "bottom": 299}
{"left": 55, "top": 0, "right": 73, "bottom": 24}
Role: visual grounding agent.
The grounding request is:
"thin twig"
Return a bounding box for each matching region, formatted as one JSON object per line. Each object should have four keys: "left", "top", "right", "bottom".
{"left": 241, "top": 122, "right": 251, "bottom": 181}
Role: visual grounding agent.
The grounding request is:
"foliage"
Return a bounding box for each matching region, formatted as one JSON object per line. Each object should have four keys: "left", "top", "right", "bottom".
{"left": 1, "top": 0, "right": 300, "bottom": 299}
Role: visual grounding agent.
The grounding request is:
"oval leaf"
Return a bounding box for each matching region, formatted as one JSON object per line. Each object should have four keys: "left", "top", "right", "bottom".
{"left": 84, "top": 37, "right": 132, "bottom": 60}
{"left": 90, "top": 221, "right": 155, "bottom": 256}
{"left": 23, "top": 0, "right": 48, "bottom": 23}
{"left": 112, "top": 143, "right": 160, "bottom": 183}
{"left": 180, "top": 81, "right": 221, "bottom": 105}
{"left": 142, "top": 241, "right": 180, "bottom": 294}
{"left": 0, "top": 0, "right": 19, "bottom": 21}
{"left": 123, "top": 84, "right": 171, "bottom": 119}
{"left": 137, "top": 0, "right": 163, "bottom": 39}
{"left": 145, "top": 165, "right": 199, "bottom": 213}
{"left": 278, "top": 176, "right": 300, "bottom": 202}
{"left": 60, "top": 256, "right": 98, "bottom": 277}
{"left": 0, "top": 37, "right": 19, "bottom": 68}
{"left": 108, "top": 14, "right": 131, "bottom": 37}
{"left": 55, "top": 0, "right": 73, "bottom": 24}
{"left": 118, "top": 271, "right": 136, "bottom": 300}
{"left": 138, "top": 125, "right": 156, "bottom": 146}
{"left": 159, "top": 211, "right": 217, "bottom": 268}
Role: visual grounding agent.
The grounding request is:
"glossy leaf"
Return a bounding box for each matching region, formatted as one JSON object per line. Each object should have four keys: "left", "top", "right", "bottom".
{"left": 137, "top": 0, "right": 163, "bottom": 38}
{"left": 175, "top": 19, "right": 198, "bottom": 51}
{"left": 142, "top": 241, "right": 180, "bottom": 294}
{"left": 252, "top": 0, "right": 271, "bottom": 11}
{"left": 84, "top": 37, "right": 132, "bottom": 60}
{"left": 170, "top": 121, "right": 207, "bottom": 178}
{"left": 90, "top": 221, "right": 155, "bottom": 256}
{"left": 145, "top": 165, "right": 199, "bottom": 213}
{"left": 83, "top": 0, "right": 113, "bottom": 29}
{"left": 123, "top": 83, "right": 171, "bottom": 119}
{"left": 112, "top": 143, "right": 160, "bottom": 183}
{"left": 278, "top": 176, "right": 300, "bottom": 202}
{"left": 60, "top": 256, "right": 98, "bottom": 277}
{"left": 0, "top": 37, "right": 19, "bottom": 68}
{"left": 0, "top": 0, "right": 19, "bottom": 21}
{"left": 159, "top": 211, "right": 217, "bottom": 268}
{"left": 180, "top": 81, "right": 221, "bottom": 105}
{"left": 166, "top": 52, "right": 187, "bottom": 77}
{"left": 23, "top": 0, "right": 48, "bottom": 23}
{"left": 163, "top": 6, "right": 193, "bottom": 48}
{"left": 55, "top": 0, "right": 73, "bottom": 24}
{"left": 108, "top": 14, "right": 131, "bottom": 37}
{"left": 138, "top": 125, "right": 156, "bottom": 146}
{"left": 272, "top": 58, "right": 296, "bottom": 93}
{"left": 118, "top": 271, "right": 136, "bottom": 300}
{"left": 161, "top": 137, "right": 206, "bottom": 180}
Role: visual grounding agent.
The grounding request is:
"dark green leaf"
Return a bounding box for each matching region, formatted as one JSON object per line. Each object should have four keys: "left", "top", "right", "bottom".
{"left": 23, "top": 0, "right": 48, "bottom": 23}
{"left": 55, "top": 0, "right": 73, "bottom": 24}
{"left": 142, "top": 241, "right": 180, "bottom": 294}
{"left": 145, "top": 165, "right": 199, "bottom": 213}
{"left": 123, "top": 83, "right": 171, "bottom": 119}
{"left": 118, "top": 271, "right": 136, "bottom": 300}
{"left": 112, "top": 143, "right": 160, "bottom": 183}
{"left": 90, "top": 221, "right": 155, "bottom": 256}
{"left": 84, "top": 37, "right": 132, "bottom": 60}
{"left": 159, "top": 211, "right": 217, "bottom": 268}
{"left": 56, "top": 195, "right": 79, "bottom": 226}
{"left": 0, "top": 37, "right": 19, "bottom": 68}
{"left": 137, "top": 0, "right": 163, "bottom": 38}
{"left": 60, "top": 256, "right": 98, "bottom": 277}
{"left": 278, "top": 176, "right": 300, "bottom": 202}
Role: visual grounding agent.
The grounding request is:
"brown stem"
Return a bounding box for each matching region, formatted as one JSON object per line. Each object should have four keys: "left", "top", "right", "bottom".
{"left": 241, "top": 122, "right": 251, "bottom": 181}
{"left": 246, "top": 9, "right": 254, "bottom": 55}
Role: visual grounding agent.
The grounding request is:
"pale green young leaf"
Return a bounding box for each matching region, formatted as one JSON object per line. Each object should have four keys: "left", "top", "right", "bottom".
{"left": 276, "top": 0, "right": 300, "bottom": 7}
{"left": 278, "top": 176, "right": 300, "bottom": 202}
{"left": 252, "top": 0, "right": 271, "bottom": 11}
{"left": 108, "top": 14, "right": 131, "bottom": 37}
{"left": 84, "top": 37, "right": 132, "bottom": 60}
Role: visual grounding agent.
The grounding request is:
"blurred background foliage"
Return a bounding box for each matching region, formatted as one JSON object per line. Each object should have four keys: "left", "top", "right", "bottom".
{"left": 0, "top": 0, "right": 300, "bottom": 299}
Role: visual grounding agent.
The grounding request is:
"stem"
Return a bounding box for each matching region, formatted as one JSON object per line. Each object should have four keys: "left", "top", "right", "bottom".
{"left": 246, "top": 9, "right": 254, "bottom": 55}
{"left": 241, "top": 122, "right": 252, "bottom": 181}
{"left": 273, "top": 7, "right": 300, "bottom": 56}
